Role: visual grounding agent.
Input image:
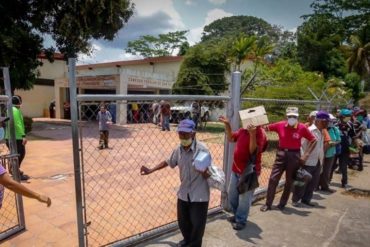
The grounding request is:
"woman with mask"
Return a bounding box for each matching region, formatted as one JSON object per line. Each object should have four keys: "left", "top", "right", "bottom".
{"left": 140, "top": 119, "right": 211, "bottom": 247}
{"left": 260, "top": 106, "right": 317, "bottom": 212}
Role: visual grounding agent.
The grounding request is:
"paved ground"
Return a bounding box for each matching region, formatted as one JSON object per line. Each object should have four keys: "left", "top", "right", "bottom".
{"left": 1, "top": 118, "right": 369, "bottom": 246}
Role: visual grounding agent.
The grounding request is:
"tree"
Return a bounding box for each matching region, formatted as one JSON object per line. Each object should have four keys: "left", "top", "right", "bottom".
{"left": 201, "top": 16, "right": 281, "bottom": 42}
{"left": 126, "top": 31, "right": 188, "bottom": 57}
{"left": 172, "top": 41, "right": 230, "bottom": 95}
{"left": 297, "top": 14, "right": 347, "bottom": 78}
{"left": 0, "top": 0, "right": 134, "bottom": 90}
{"left": 230, "top": 36, "right": 257, "bottom": 71}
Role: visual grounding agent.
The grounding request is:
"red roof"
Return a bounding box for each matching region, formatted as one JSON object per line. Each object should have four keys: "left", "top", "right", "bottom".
{"left": 77, "top": 56, "right": 183, "bottom": 70}
{"left": 38, "top": 52, "right": 65, "bottom": 61}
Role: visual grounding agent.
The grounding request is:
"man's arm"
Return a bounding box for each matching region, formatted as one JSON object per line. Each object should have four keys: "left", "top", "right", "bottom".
{"left": 140, "top": 161, "right": 169, "bottom": 175}
{"left": 301, "top": 140, "right": 317, "bottom": 165}
{"left": 218, "top": 116, "right": 234, "bottom": 142}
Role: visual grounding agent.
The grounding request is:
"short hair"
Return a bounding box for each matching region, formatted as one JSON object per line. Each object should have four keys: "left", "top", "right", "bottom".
{"left": 12, "top": 95, "right": 22, "bottom": 105}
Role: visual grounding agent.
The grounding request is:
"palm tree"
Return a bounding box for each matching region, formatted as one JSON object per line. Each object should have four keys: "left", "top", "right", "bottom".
{"left": 231, "top": 35, "right": 256, "bottom": 71}
{"left": 342, "top": 34, "right": 370, "bottom": 80}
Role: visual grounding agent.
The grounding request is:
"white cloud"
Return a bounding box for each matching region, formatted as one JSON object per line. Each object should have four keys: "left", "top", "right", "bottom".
{"left": 208, "top": 0, "right": 227, "bottom": 5}
{"left": 187, "top": 8, "right": 233, "bottom": 44}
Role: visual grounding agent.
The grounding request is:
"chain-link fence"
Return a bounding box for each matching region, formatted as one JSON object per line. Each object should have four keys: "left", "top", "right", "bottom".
{"left": 240, "top": 98, "right": 331, "bottom": 194}
{"left": 0, "top": 93, "right": 25, "bottom": 241}
{"left": 76, "top": 95, "right": 229, "bottom": 246}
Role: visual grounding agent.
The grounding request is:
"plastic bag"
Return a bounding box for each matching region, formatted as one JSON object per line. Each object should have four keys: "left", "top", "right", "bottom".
{"left": 207, "top": 164, "right": 226, "bottom": 192}
{"left": 293, "top": 167, "right": 312, "bottom": 187}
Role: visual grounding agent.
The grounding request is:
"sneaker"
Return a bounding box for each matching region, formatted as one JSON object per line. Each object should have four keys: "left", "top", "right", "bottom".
{"left": 260, "top": 205, "right": 271, "bottom": 212}
{"left": 321, "top": 188, "right": 335, "bottom": 193}
{"left": 20, "top": 174, "right": 30, "bottom": 181}
{"left": 342, "top": 184, "right": 351, "bottom": 190}
{"left": 232, "top": 222, "right": 245, "bottom": 230}
{"left": 227, "top": 216, "right": 236, "bottom": 223}
{"left": 98, "top": 146, "right": 104, "bottom": 150}
{"left": 292, "top": 201, "right": 300, "bottom": 207}
{"left": 301, "top": 200, "right": 315, "bottom": 207}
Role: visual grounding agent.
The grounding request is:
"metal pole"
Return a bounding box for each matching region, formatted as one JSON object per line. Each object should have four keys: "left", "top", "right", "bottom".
{"left": 222, "top": 71, "right": 241, "bottom": 209}
{"left": 68, "top": 58, "right": 85, "bottom": 247}
{"left": 2, "top": 67, "right": 26, "bottom": 227}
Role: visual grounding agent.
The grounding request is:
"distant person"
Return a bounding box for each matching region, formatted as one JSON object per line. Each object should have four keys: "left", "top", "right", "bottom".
{"left": 0, "top": 162, "right": 51, "bottom": 208}
{"left": 152, "top": 101, "right": 160, "bottom": 125}
{"left": 219, "top": 115, "right": 267, "bottom": 230}
{"left": 160, "top": 100, "right": 171, "bottom": 131}
{"left": 132, "top": 103, "right": 139, "bottom": 123}
{"left": 63, "top": 101, "right": 71, "bottom": 119}
{"left": 260, "top": 107, "right": 317, "bottom": 212}
{"left": 49, "top": 100, "right": 56, "bottom": 118}
{"left": 97, "top": 105, "right": 112, "bottom": 150}
{"left": 5, "top": 96, "right": 30, "bottom": 181}
{"left": 140, "top": 119, "right": 211, "bottom": 247}
{"left": 192, "top": 102, "right": 201, "bottom": 129}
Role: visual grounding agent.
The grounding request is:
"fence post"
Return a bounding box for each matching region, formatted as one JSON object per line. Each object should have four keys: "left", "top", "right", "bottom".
{"left": 2, "top": 67, "right": 25, "bottom": 227}
{"left": 222, "top": 71, "right": 241, "bottom": 209}
{"left": 68, "top": 58, "right": 86, "bottom": 247}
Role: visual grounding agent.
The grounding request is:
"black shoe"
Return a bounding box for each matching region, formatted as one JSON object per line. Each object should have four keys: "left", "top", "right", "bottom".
{"left": 321, "top": 188, "right": 335, "bottom": 194}
{"left": 20, "top": 174, "right": 30, "bottom": 181}
{"left": 98, "top": 146, "right": 104, "bottom": 150}
{"left": 177, "top": 239, "right": 188, "bottom": 247}
{"left": 260, "top": 205, "right": 271, "bottom": 212}
{"left": 301, "top": 200, "right": 315, "bottom": 207}
{"left": 276, "top": 204, "right": 285, "bottom": 210}
{"left": 292, "top": 201, "right": 300, "bottom": 207}
{"left": 232, "top": 222, "right": 246, "bottom": 230}
{"left": 227, "top": 216, "right": 236, "bottom": 223}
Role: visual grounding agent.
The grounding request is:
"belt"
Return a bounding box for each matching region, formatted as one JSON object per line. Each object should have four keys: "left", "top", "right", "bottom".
{"left": 279, "top": 148, "right": 300, "bottom": 152}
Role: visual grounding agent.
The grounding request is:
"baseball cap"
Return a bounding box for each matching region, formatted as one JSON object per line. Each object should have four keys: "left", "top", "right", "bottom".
{"left": 316, "top": 110, "right": 330, "bottom": 120}
{"left": 309, "top": 111, "right": 318, "bottom": 118}
{"left": 339, "top": 109, "right": 352, "bottom": 117}
{"left": 177, "top": 119, "right": 195, "bottom": 133}
{"left": 286, "top": 106, "right": 299, "bottom": 117}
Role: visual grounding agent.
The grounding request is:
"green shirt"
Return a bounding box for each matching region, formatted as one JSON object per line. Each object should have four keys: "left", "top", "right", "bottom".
{"left": 325, "top": 126, "right": 341, "bottom": 158}
{"left": 5, "top": 106, "right": 25, "bottom": 140}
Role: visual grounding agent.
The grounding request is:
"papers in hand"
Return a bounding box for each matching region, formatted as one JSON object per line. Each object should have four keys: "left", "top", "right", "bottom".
{"left": 193, "top": 151, "right": 211, "bottom": 172}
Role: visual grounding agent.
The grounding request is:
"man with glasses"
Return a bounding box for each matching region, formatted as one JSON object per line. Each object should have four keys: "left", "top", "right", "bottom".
{"left": 260, "top": 107, "right": 317, "bottom": 212}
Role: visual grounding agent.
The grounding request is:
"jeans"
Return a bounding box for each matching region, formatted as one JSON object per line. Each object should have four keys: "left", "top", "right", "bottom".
{"left": 162, "top": 115, "right": 170, "bottom": 131}
{"left": 228, "top": 172, "right": 255, "bottom": 225}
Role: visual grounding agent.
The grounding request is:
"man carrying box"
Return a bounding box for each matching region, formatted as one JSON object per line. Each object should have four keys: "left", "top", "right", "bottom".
{"left": 260, "top": 106, "right": 317, "bottom": 212}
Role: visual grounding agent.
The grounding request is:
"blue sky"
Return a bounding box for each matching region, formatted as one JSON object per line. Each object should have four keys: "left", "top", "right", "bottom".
{"left": 77, "top": 0, "right": 314, "bottom": 64}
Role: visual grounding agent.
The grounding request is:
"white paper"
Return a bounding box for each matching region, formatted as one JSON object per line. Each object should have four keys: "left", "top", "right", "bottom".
{"left": 193, "top": 151, "right": 211, "bottom": 172}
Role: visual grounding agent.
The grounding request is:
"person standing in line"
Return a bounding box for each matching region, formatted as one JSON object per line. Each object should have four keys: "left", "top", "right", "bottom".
{"left": 320, "top": 114, "right": 341, "bottom": 192}
{"left": 219, "top": 115, "right": 267, "bottom": 230}
{"left": 5, "top": 95, "right": 29, "bottom": 181}
{"left": 260, "top": 107, "right": 317, "bottom": 212}
{"left": 97, "top": 105, "right": 112, "bottom": 149}
{"left": 192, "top": 101, "right": 201, "bottom": 130}
{"left": 292, "top": 111, "right": 330, "bottom": 207}
{"left": 140, "top": 119, "right": 210, "bottom": 247}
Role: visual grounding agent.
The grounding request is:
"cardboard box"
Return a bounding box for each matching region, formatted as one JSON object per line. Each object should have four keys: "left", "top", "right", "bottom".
{"left": 239, "top": 106, "right": 269, "bottom": 128}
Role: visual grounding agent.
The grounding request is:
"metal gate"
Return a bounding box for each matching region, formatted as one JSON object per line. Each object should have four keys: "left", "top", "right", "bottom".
{"left": 0, "top": 68, "right": 26, "bottom": 241}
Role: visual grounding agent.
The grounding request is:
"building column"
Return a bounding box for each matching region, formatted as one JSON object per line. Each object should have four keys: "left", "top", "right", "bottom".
{"left": 117, "top": 69, "right": 128, "bottom": 124}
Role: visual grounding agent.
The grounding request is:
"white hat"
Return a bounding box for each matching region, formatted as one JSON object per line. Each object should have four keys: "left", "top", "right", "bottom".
{"left": 309, "top": 111, "right": 318, "bottom": 117}
{"left": 329, "top": 114, "right": 336, "bottom": 120}
{"left": 286, "top": 107, "right": 299, "bottom": 117}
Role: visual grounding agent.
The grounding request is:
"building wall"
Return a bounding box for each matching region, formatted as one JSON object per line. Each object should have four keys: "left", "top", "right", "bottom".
{"left": 15, "top": 85, "right": 55, "bottom": 117}
{"left": 37, "top": 59, "right": 67, "bottom": 79}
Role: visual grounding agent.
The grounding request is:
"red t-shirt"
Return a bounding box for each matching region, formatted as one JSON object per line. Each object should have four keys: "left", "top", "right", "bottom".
{"left": 267, "top": 121, "right": 316, "bottom": 149}
{"left": 231, "top": 127, "right": 267, "bottom": 175}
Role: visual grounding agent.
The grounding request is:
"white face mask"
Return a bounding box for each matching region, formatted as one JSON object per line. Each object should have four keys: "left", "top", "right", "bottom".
{"left": 180, "top": 138, "right": 193, "bottom": 147}
{"left": 287, "top": 118, "right": 298, "bottom": 126}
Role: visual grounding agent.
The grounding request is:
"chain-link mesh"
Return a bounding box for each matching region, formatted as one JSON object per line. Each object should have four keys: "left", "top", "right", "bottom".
{"left": 241, "top": 98, "right": 330, "bottom": 191}
{"left": 0, "top": 99, "right": 23, "bottom": 240}
{"left": 78, "top": 97, "right": 228, "bottom": 246}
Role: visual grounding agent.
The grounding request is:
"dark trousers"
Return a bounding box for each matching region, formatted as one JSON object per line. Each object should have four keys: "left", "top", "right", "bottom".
{"left": 99, "top": 130, "right": 109, "bottom": 147}
{"left": 265, "top": 150, "right": 301, "bottom": 207}
{"left": 330, "top": 154, "right": 340, "bottom": 181}
{"left": 293, "top": 162, "right": 321, "bottom": 203}
{"left": 338, "top": 151, "right": 349, "bottom": 186}
{"left": 6, "top": 140, "right": 26, "bottom": 167}
{"left": 177, "top": 198, "right": 209, "bottom": 247}
{"left": 319, "top": 157, "right": 335, "bottom": 190}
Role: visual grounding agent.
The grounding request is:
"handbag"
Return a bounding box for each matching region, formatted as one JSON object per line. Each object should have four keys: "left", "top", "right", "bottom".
{"left": 237, "top": 152, "right": 259, "bottom": 194}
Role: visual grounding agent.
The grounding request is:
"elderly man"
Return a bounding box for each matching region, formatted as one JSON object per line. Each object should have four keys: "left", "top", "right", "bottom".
{"left": 260, "top": 107, "right": 317, "bottom": 212}
{"left": 292, "top": 111, "right": 330, "bottom": 207}
{"left": 140, "top": 119, "right": 211, "bottom": 247}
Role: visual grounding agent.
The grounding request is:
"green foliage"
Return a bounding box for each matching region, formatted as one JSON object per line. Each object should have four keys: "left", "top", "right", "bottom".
{"left": 126, "top": 31, "right": 188, "bottom": 57}
{"left": 0, "top": 0, "right": 134, "bottom": 90}
{"left": 344, "top": 73, "right": 363, "bottom": 103}
{"left": 172, "top": 41, "right": 229, "bottom": 95}
{"left": 297, "top": 14, "right": 346, "bottom": 78}
{"left": 230, "top": 36, "right": 257, "bottom": 71}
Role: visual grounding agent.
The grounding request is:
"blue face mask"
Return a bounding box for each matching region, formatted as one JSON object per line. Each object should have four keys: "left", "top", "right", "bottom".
{"left": 357, "top": 116, "right": 364, "bottom": 122}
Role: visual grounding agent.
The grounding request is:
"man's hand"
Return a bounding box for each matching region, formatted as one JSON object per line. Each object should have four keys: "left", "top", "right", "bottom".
{"left": 140, "top": 166, "right": 152, "bottom": 175}
{"left": 22, "top": 138, "right": 27, "bottom": 145}
{"left": 245, "top": 124, "right": 256, "bottom": 134}
{"left": 218, "top": 115, "right": 229, "bottom": 125}
{"left": 201, "top": 169, "right": 211, "bottom": 179}
{"left": 38, "top": 195, "right": 52, "bottom": 207}
{"left": 299, "top": 155, "right": 308, "bottom": 167}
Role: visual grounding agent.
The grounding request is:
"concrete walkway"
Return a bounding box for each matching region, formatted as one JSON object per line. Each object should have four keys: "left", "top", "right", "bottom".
{"left": 140, "top": 159, "right": 370, "bottom": 247}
